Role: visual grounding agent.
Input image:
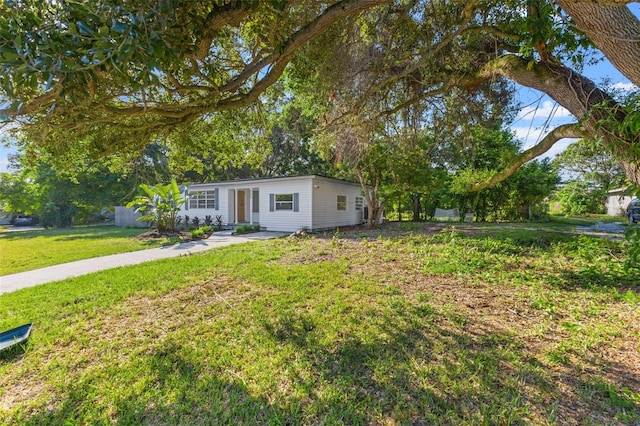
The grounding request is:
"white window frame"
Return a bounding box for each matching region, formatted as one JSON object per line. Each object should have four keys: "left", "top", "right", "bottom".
{"left": 189, "top": 190, "right": 215, "bottom": 209}
{"left": 355, "top": 196, "right": 364, "bottom": 211}
{"left": 275, "top": 193, "right": 294, "bottom": 211}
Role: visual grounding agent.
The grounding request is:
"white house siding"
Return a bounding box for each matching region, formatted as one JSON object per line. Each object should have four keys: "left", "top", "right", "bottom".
{"left": 259, "top": 178, "right": 313, "bottom": 232}
{"left": 179, "top": 176, "right": 369, "bottom": 232}
{"left": 311, "top": 177, "right": 365, "bottom": 231}
{"left": 607, "top": 189, "right": 633, "bottom": 217}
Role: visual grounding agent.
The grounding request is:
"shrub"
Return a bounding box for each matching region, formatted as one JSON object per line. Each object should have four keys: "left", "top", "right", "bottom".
{"left": 234, "top": 224, "right": 260, "bottom": 233}
{"left": 204, "top": 215, "right": 213, "bottom": 226}
{"left": 190, "top": 225, "right": 213, "bottom": 239}
{"left": 191, "top": 216, "right": 200, "bottom": 228}
{"left": 183, "top": 215, "right": 190, "bottom": 229}
{"left": 125, "top": 179, "right": 187, "bottom": 231}
{"left": 190, "top": 228, "right": 205, "bottom": 238}
{"left": 554, "top": 181, "right": 606, "bottom": 215}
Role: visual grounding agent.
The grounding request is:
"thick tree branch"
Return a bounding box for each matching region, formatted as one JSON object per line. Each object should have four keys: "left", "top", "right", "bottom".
{"left": 555, "top": 0, "right": 640, "bottom": 86}
{"left": 467, "top": 54, "right": 616, "bottom": 123}
{"left": 469, "top": 123, "right": 587, "bottom": 191}
{"left": 1, "top": 0, "right": 394, "bottom": 123}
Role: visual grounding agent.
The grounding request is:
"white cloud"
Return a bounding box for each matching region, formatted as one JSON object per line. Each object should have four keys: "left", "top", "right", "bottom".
{"left": 611, "top": 82, "right": 638, "bottom": 92}
{"left": 512, "top": 126, "right": 546, "bottom": 148}
{"left": 517, "top": 100, "right": 572, "bottom": 121}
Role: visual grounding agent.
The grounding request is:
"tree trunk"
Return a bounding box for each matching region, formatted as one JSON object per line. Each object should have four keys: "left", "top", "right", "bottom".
{"left": 556, "top": 1, "right": 640, "bottom": 87}
{"left": 412, "top": 194, "right": 421, "bottom": 221}
{"left": 355, "top": 168, "right": 384, "bottom": 227}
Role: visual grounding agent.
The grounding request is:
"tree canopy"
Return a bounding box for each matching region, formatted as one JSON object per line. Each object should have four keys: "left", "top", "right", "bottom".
{"left": 0, "top": 0, "right": 639, "bottom": 187}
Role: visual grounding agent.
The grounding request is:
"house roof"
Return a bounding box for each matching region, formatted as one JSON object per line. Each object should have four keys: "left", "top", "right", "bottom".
{"left": 607, "top": 187, "right": 632, "bottom": 195}
{"left": 185, "top": 174, "right": 367, "bottom": 189}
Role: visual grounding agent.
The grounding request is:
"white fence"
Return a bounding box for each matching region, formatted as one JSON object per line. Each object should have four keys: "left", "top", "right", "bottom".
{"left": 115, "top": 206, "right": 148, "bottom": 228}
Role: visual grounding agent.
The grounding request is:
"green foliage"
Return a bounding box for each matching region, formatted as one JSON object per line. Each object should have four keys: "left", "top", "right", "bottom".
{"left": 126, "top": 179, "right": 187, "bottom": 232}
{"left": 190, "top": 228, "right": 205, "bottom": 238}
{"left": 447, "top": 130, "right": 558, "bottom": 221}
{"left": 554, "top": 181, "right": 606, "bottom": 215}
{"left": 190, "top": 225, "right": 213, "bottom": 239}
{"left": 234, "top": 224, "right": 261, "bottom": 233}
{"left": 0, "top": 170, "right": 41, "bottom": 214}
{"left": 625, "top": 225, "right": 640, "bottom": 270}
{"left": 39, "top": 201, "right": 75, "bottom": 228}
{"left": 552, "top": 138, "right": 626, "bottom": 191}
{"left": 0, "top": 150, "right": 171, "bottom": 227}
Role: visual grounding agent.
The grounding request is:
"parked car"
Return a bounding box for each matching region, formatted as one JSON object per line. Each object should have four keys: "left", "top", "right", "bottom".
{"left": 627, "top": 198, "right": 640, "bottom": 224}
{"left": 13, "top": 215, "right": 35, "bottom": 226}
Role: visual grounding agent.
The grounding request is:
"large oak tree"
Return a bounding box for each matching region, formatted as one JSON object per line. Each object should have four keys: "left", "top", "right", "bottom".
{"left": 0, "top": 0, "right": 638, "bottom": 186}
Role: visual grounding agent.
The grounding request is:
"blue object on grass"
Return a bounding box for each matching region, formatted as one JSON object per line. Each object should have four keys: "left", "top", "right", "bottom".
{"left": 0, "top": 323, "right": 32, "bottom": 351}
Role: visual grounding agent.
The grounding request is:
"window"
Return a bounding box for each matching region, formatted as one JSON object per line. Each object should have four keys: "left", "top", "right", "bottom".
{"left": 270, "top": 193, "right": 299, "bottom": 212}
{"left": 189, "top": 190, "right": 215, "bottom": 209}
{"left": 275, "top": 194, "right": 293, "bottom": 210}
{"left": 337, "top": 195, "right": 347, "bottom": 211}
{"left": 252, "top": 190, "right": 260, "bottom": 213}
{"left": 355, "top": 197, "right": 364, "bottom": 211}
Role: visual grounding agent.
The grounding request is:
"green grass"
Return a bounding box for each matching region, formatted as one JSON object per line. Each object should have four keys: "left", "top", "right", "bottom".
{"left": 550, "top": 214, "right": 628, "bottom": 226}
{"left": 0, "top": 225, "right": 180, "bottom": 275}
{"left": 1, "top": 224, "right": 638, "bottom": 424}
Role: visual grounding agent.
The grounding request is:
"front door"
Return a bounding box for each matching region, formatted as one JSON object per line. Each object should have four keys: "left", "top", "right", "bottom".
{"left": 237, "top": 190, "right": 246, "bottom": 222}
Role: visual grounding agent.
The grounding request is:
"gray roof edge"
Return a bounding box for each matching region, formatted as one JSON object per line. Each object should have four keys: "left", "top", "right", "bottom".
{"left": 184, "top": 174, "right": 370, "bottom": 189}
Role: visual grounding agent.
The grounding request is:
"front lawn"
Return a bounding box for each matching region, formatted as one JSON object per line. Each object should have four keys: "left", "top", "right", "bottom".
{"left": 1, "top": 223, "right": 638, "bottom": 424}
{"left": 0, "top": 225, "right": 181, "bottom": 275}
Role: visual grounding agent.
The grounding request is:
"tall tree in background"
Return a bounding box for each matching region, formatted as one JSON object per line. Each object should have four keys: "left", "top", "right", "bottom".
{"left": 551, "top": 138, "right": 627, "bottom": 214}
{"left": 552, "top": 138, "right": 627, "bottom": 191}
{"left": 0, "top": 145, "right": 174, "bottom": 227}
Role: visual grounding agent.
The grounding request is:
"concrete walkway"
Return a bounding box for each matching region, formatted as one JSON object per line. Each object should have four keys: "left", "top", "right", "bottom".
{"left": 0, "top": 231, "right": 288, "bottom": 295}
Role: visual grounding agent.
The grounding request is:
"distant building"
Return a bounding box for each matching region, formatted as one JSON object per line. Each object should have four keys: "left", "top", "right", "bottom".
{"left": 606, "top": 188, "right": 634, "bottom": 217}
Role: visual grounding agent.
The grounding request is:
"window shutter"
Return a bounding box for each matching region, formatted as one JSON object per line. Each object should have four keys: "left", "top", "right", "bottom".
{"left": 214, "top": 188, "right": 219, "bottom": 210}
{"left": 293, "top": 193, "right": 299, "bottom": 212}
{"left": 270, "top": 194, "right": 275, "bottom": 211}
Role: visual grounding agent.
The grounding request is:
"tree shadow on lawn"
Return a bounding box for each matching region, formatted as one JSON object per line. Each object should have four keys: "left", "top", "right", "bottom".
{"left": 260, "top": 303, "right": 558, "bottom": 424}
{"left": 258, "top": 300, "right": 639, "bottom": 424}
{"left": 557, "top": 268, "right": 639, "bottom": 294}
{"left": 8, "top": 293, "right": 638, "bottom": 425}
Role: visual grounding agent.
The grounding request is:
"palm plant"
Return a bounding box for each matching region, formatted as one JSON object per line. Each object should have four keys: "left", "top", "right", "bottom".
{"left": 126, "top": 179, "right": 187, "bottom": 231}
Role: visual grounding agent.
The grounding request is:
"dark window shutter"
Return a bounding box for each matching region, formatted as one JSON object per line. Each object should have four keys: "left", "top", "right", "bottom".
{"left": 214, "top": 188, "right": 219, "bottom": 210}
{"left": 269, "top": 194, "right": 275, "bottom": 211}
{"left": 293, "top": 193, "right": 299, "bottom": 212}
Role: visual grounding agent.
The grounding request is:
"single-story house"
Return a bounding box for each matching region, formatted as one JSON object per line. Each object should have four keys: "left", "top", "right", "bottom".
{"left": 180, "top": 175, "right": 374, "bottom": 232}
{"left": 606, "top": 188, "right": 634, "bottom": 217}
